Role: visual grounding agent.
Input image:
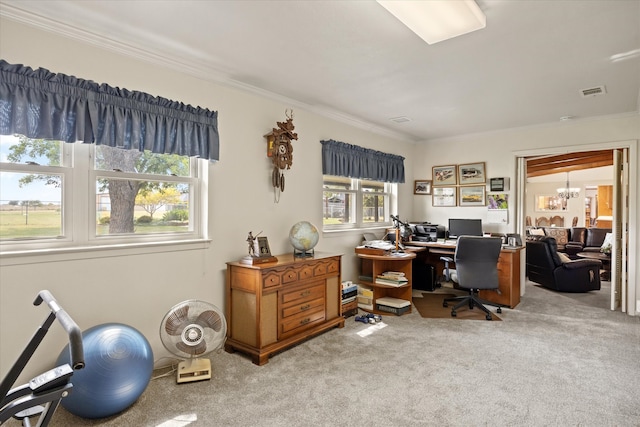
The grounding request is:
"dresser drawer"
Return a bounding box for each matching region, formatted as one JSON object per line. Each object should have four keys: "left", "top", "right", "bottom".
{"left": 313, "top": 261, "right": 328, "bottom": 276}
{"left": 313, "top": 258, "right": 339, "bottom": 277}
{"left": 280, "top": 308, "right": 325, "bottom": 336}
{"left": 281, "top": 297, "right": 324, "bottom": 318}
{"left": 263, "top": 271, "right": 281, "bottom": 289}
{"left": 298, "top": 265, "right": 314, "bottom": 280}
{"left": 326, "top": 258, "right": 339, "bottom": 274}
{"left": 281, "top": 267, "right": 299, "bottom": 284}
{"left": 281, "top": 282, "right": 324, "bottom": 305}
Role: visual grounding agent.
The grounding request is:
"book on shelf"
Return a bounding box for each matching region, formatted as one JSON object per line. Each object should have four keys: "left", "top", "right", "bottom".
{"left": 375, "top": 277, "right": 409, "bottom": 286}
{"left": 381, "top": 271, "right": 405, "bottom": 277}
{"left": 357, "top": 285, "right": 374, "bottom": 310}
{"left": 357, "top": 302, "right": 374, "bottom": 311}
{"left": 375, "top": 271, "right": 408, "bottom": 286}
{"left": 342, "top": 296, "right": 356, "bottom": 304}
{"left": 379, "top": 271, "right": 405, "bottom": 278}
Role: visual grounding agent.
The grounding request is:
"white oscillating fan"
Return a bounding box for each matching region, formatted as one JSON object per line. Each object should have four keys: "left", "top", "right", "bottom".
{"left": 159, "top": 300, "right": 227, "bottom": 384}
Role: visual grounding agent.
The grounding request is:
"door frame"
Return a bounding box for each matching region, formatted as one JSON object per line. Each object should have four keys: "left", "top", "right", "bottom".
{"left": 513, "top": 140, "right": 637, "bottom": 315}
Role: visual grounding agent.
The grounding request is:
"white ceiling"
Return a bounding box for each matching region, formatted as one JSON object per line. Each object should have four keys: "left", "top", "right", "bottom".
{"left": 1, "top": 0, "right": 639, "bottom": 142}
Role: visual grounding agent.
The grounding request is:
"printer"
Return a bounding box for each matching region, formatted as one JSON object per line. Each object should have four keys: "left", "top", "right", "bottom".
{"left": 410, "top": 223, "right": 446, "bottom": 242}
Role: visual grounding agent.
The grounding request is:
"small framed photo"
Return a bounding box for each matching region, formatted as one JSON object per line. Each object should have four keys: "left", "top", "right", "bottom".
{"left": 432, "top": 165, "right": 457, "bottom": 186}
{"left": 458, "top": 162, "right": 486, "bottom": 185}
{"left": 459, "top": 185, "right": 486, "bottom": 207}
{"left": 432, "top": 187, "right": 457, "bottom": 207}
{"left": 257, "top": 236, "right": 272, "bottom": 257}
{"left": 414, "top": 180, "right": 432, "bottom": 195}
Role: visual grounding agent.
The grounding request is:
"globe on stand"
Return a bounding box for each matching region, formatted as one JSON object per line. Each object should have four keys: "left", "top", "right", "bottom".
{"left": 289, "top": 221, "right": 319, "bottom": 257}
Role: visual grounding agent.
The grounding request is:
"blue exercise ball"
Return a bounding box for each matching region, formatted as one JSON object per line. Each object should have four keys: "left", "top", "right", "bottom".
{"left": 56, "top": 323, "right": 154, "bottom": 419}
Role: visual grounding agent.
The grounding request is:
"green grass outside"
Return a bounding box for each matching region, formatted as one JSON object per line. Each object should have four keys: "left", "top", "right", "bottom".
{"left": 0, "top": 209, "right": 188, "bottom": 239}
{"left": 0, "top": 210, "right": 61, "bottom": 238}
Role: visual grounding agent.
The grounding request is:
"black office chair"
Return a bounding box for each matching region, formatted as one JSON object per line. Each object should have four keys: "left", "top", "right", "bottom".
{"left": 441, "top": 236, "right": 504, "bottom": 320}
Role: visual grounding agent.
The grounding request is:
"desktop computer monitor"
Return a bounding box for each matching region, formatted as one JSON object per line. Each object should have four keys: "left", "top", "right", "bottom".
{"left": 447, "top": 218, "right": 483, "bottom": 239}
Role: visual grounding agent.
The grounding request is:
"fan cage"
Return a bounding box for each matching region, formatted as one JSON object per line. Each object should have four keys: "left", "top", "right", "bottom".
{"left": 160, "top": 299, "right": 227, "bottom": 360}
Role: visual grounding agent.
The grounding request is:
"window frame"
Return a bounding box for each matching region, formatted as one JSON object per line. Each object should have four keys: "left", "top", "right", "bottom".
{"left": 0, "top": 139, "right": 207, "bottom": 254}
{"left": 322, "top": 175, "right": 396, "bottom": 232}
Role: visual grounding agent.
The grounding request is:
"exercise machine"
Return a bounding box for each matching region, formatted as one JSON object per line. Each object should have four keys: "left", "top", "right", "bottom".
{"left": 0, "top": 290, "right": 84, "bottom": 426}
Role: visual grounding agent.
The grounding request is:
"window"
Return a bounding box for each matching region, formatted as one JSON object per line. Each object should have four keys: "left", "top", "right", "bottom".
{"left": 322, "top": 175, "right": 395, "bottom": 230}
{"left": 0, "top": 135, "right": 204, "bottom": 252}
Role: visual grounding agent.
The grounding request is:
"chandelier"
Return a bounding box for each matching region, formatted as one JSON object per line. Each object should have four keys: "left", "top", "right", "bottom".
{"left": 557, "top": 172, "right": 580, "bottom": 200}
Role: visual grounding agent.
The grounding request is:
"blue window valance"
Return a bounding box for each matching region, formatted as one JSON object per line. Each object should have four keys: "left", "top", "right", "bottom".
{"left": 0, "top": 60, "right": 219, "bottom": 161}
{"left": 320, "top": 139, "right": 405, "bottom": 183}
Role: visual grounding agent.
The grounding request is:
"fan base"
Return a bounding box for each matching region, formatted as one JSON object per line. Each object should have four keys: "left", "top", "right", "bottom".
{"left": 176, "top": 358, "right": 211, "bottom": 384}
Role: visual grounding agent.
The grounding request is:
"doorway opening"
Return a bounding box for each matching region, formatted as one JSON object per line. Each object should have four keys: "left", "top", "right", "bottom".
{"left": 515, "top": 142, "right": 637, "bottom": 316}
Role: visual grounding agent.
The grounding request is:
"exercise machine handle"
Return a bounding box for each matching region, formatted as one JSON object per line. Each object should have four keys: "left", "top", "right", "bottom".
{"left": 34, "top": 290, "right": 85, "bottom": 370}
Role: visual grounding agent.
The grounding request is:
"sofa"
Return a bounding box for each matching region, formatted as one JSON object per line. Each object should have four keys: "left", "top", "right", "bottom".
{"left": 564, "top": 227, "right": 612, "bottom": 258}
{"left": 526, "top": 236, "right": 602, "bottom": 292}
{"left": 527, "top": 226, "right": 611, "bottom": 259}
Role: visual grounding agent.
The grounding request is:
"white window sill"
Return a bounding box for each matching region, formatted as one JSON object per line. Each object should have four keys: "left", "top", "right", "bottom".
{"left": 0, "top": 239, "right": 212, "bottom": 266}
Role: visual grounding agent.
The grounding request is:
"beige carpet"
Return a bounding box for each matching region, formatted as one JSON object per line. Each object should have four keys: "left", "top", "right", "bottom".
{"left": 412, "top": 292, "right": 502, "bottom": 321}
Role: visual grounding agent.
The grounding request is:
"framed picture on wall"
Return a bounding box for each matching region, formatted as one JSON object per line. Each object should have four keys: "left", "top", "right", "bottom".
{"left": 414, "top": 180, "right": 432, "bottom": 195}
{"left": 432, "top": 187, "right": 457, "bottom": 207}
{"left": 458, "top": 162, "right": 486, "bottom": 185}
{"left": 459, "top": 185, "right": 486, "bottom": 207}
{"left": 432, "top": 165, "right": 457, "bottom": 186}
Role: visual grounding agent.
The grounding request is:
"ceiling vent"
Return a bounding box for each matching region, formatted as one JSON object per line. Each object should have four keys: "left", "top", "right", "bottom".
{"left": 389, "top": 116, "right": 412, "bottom": 123}
{"left": 580, "top": 86, "right": 607, "bottom": 97}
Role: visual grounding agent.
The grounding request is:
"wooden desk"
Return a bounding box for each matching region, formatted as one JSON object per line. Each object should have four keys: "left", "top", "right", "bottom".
{"left": 406, "top": 241, "right": 523, "bottom": 308}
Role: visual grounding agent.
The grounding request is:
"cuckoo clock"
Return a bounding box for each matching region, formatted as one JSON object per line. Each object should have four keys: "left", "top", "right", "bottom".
{"left": 264, "top": 110, "right": 298, "bottom": 201}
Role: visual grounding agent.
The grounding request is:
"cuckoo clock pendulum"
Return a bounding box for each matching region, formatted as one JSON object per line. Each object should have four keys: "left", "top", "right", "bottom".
{"left": 265, "top": 110, "right": 298, "bottom": 202}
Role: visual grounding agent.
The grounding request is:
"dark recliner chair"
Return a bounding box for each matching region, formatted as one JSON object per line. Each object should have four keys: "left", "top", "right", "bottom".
{"left": 526, "top": 236, "right": 601, "bottom": 292}
{"left": 441, "top": 236, "right": 504, "bottom": 320}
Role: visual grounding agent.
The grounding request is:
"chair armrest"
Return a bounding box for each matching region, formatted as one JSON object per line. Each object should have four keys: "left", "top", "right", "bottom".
{"left": 565, "top": 242, "right": 584, "bottom": 249}
{"left": 562, "top": 259, "right": 602, "bottom": 270}
{"left": 564, "top": 243, "right": 584, "bottom": 255}
{"left": 440, "top": 256, "right": 453, "bottom": 263}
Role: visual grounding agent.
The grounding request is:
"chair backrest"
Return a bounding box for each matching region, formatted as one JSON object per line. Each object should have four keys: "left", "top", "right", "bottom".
{"left": 572, "top": 216, "right": 579, "bottom": 227}
{"left": 550, "top": 215, "right": 564, "bottom": 227}
{"left": 453, "top": 236, "right": 502, "bottom": 290}
{"left": 536, "top": 217, "right": 550, "bottom": 227}
{"left": 525, "top": 237, "right": 558, "bottom": 287}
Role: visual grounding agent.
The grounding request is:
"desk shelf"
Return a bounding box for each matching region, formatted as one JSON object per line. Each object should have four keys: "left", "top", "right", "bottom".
{"left": 355, "top": 251, "right": 415, "bottom": 316}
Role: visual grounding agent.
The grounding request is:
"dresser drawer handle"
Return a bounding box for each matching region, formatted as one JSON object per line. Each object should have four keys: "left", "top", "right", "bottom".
{"left": 299, "top": 318, "right": 311, "bottom": 325}
{"left": 300, "top": 304, "right": 311, "bottom": 311}
{"left": 300, "top": 290, "right": 311, "bottom": 297}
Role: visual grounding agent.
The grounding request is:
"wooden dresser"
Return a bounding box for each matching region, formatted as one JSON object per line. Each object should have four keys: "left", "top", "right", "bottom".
{"left": 225, "top": 252, "right": 344, "bottom": 365}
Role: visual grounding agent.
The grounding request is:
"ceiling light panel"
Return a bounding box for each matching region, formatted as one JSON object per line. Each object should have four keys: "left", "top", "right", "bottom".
{"left": 377, "top": 0, "right": 486, "bottom": 44}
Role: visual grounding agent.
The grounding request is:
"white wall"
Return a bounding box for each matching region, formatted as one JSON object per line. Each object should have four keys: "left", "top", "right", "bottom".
{"left": 0, "top": 18, "right": 415, "bottom": 379}
{"left": 526, "top": 179, "right": 614, "bottom": 228}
